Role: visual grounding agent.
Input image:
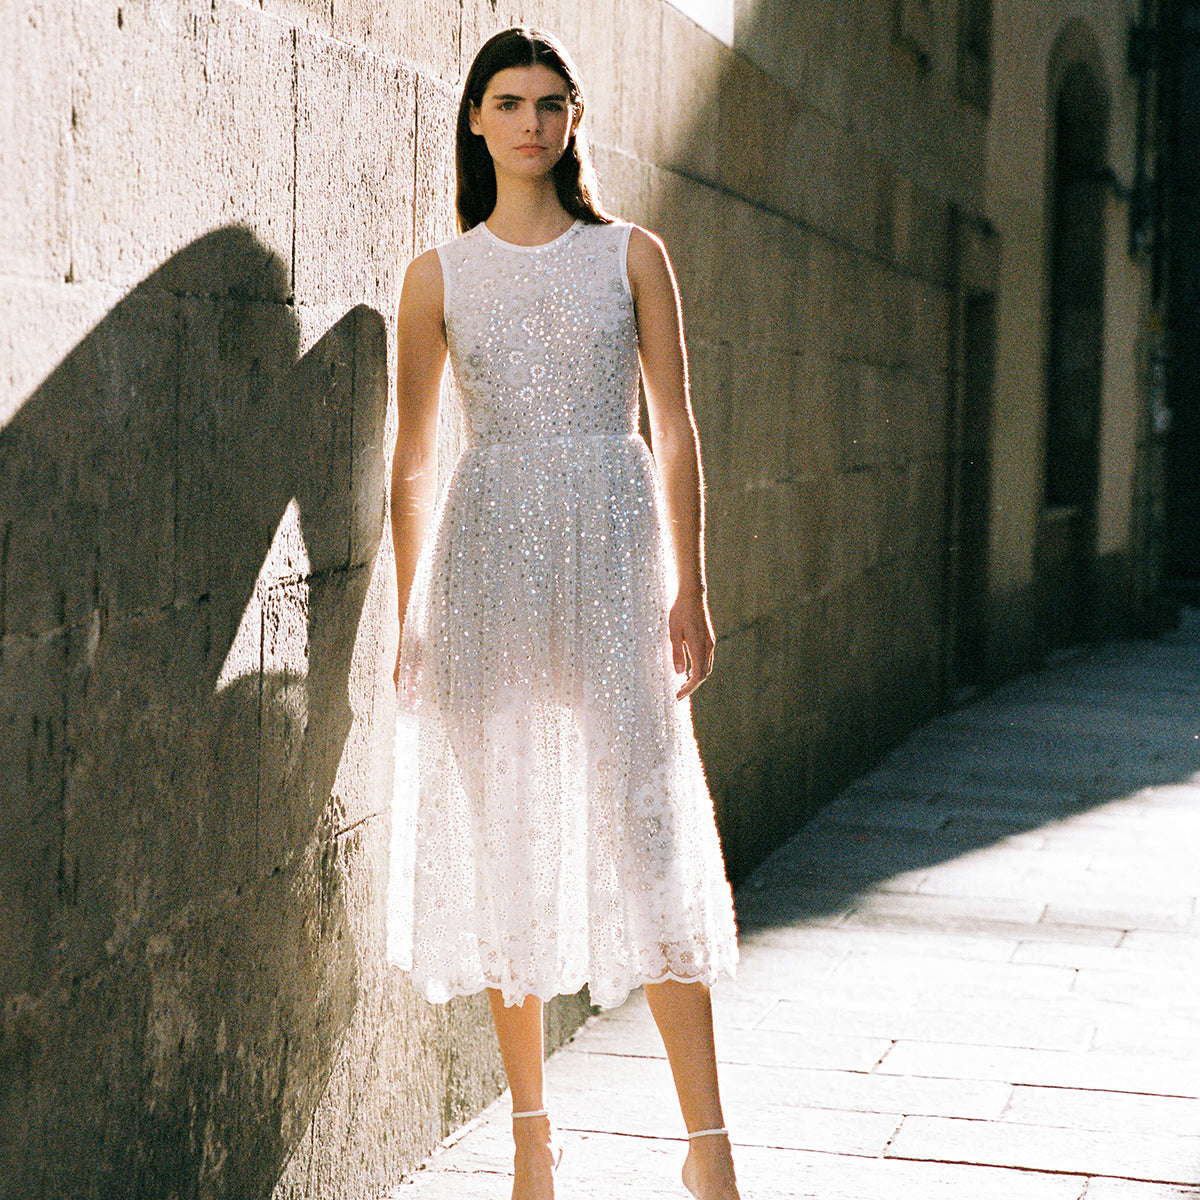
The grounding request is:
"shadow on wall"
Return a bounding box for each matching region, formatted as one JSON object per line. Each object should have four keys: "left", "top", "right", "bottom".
{"left": 0, "top": 227, "right": 388, "bottom": 1195}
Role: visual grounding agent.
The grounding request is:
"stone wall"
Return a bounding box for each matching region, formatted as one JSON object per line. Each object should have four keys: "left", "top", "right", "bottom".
{"left": 0, "top": 0, "right": 1154, "bottom": 1196}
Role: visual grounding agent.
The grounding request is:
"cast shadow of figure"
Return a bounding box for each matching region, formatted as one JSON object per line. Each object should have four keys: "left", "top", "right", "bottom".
{"left": 0, "top": 227, "right": 388, "bottom": 1196}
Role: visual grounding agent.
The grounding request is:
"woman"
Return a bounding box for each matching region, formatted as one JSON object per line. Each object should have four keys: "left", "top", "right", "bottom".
{"left": 389, "top": 27, "right": 741, "bottom": 1200}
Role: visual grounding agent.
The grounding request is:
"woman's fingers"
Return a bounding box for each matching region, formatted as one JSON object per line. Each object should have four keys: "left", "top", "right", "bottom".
{"left": 674, "top": 615, "right": 714, "bottom": 699}
{"left": 672, "top": 625, "right": 688, "bottom": 675}
{"left": 669, "top": 592, "right": 715, "bottom": 698}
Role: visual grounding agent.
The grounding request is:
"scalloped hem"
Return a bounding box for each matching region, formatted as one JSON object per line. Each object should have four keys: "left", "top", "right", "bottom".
{"left": 408, "top": 960, "right": 739, "bottom": 1011}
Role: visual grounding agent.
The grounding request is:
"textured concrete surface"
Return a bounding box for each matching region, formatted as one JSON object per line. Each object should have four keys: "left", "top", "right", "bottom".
{"left": 395, "top": 616, "right": 1200, "bottom": 1199}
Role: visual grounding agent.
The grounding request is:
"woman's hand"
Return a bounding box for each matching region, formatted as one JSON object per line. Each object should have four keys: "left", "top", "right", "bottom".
{"left": 670, "top": 587, "right": 715, "bottom": 699}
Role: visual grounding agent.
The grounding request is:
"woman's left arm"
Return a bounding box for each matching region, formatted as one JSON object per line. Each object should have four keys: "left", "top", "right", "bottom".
{"left": 627, "top": 225, "right": 715, "bottom": 700}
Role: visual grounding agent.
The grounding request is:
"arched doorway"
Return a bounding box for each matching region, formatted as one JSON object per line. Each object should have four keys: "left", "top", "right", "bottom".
{"left": 1037, "top": 57, "right": 1109, "bottom": 650}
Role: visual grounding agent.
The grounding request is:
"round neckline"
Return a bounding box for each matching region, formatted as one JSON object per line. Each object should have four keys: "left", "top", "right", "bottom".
{"left": 479, "top": 219, "right": 582, "bottom": 252}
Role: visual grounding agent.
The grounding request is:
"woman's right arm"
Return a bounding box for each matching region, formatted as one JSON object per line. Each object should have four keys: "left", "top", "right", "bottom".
{"left": 391, "top": 248, "right": 448, "bottom": 686}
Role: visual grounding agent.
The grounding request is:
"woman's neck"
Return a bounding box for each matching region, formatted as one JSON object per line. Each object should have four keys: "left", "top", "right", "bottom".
{"left": 486, "top": 175, "right": 574, "bottom": 246}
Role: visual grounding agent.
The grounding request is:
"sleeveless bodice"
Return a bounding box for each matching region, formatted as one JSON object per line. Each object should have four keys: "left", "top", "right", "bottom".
{"left": 437, "top": 220, "right": 639, "bottom": 447}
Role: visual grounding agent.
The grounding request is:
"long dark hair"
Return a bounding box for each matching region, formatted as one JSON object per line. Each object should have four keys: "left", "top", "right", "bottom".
{"left": 456, "top": 27, "right": 612, "bottom": 232}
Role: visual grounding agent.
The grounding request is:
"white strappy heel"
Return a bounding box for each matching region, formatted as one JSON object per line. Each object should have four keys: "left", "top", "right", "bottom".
{"left": 512, "top": 1109, "right": 550, "bottom": 1120}
{"left": 688, "top": 1127, "right": 729, "bottom": 1139}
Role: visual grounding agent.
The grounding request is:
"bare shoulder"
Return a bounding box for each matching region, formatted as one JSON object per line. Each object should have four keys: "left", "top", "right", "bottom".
{"left": 626, "top": 224, "right": 671, "bottom": 272}
{"left": 624, "top": 224, "right": 677, "bottom": 302}
{"left": 403, "top": 246, "right": 443, "bottom": 295}
{"left": 399, "top": 246, "right": 444, "bottom": 322}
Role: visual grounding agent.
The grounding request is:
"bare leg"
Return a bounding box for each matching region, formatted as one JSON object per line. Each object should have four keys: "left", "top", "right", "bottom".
{"left": 644, "top": 980, "right": 741, "bottom": 1200}
{"left": 488, "top": 989, "right": 557, "bottom": 1200}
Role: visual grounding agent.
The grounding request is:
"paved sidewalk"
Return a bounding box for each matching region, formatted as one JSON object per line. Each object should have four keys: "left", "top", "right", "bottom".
{"left": 394, "top": 617, "right": 1200, "bottom": 1200}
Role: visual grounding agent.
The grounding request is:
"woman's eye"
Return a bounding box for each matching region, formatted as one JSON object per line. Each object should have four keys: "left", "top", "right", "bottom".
{"left": 498, "top": 100, "right": 517, "bottom": 110}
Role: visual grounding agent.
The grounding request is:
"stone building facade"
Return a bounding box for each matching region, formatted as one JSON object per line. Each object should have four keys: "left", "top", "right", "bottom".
{"left": 0, "top": 0, "right": 1164, "bottom": 1195}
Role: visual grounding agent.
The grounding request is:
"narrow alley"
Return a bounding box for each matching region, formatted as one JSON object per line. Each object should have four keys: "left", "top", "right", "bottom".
{"left": 396, "top": 618, "right": 1200, "bottom": 1200}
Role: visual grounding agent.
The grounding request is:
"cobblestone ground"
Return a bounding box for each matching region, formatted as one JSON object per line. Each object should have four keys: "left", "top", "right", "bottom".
{"left": 393, "top": 616, "right": 1200, "bottom": 1200}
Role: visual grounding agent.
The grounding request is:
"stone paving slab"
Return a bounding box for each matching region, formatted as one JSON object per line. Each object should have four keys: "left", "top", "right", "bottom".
{"left": 393, "top": 618, "right": 1200, "bottom": 1198}
{"left": 885, "top": 1114, "right": 1200, "bottom": 1183}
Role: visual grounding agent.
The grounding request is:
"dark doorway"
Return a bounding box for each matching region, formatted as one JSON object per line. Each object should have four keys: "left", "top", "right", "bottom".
{"left": 1164, "top": 1, "right": 1200, "bottom": 596}
{"left": 1037, "top": 61, "right": 1109, "bottom": 649}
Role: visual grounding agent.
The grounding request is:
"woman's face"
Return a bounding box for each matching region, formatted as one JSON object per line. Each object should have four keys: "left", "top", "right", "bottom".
{"left": 469, "top": 63, "right": 578, "bottom": 180}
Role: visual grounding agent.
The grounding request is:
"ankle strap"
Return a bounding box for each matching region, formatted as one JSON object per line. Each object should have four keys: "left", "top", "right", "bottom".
{"left": 688, "top": 1127, "right": 728, "bottom": 1139}
{"left": 511, "top": 1109, "right": 549, "bottom": 1119}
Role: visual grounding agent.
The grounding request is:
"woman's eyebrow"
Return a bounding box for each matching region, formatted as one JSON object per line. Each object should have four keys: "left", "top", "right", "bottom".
{"left": 490, "top": 91, "right": 569, "bottom": 102}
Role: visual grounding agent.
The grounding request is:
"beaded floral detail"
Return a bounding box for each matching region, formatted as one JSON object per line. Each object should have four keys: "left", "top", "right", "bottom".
{"left": 388, "top": 221, "right": 738, "bottom": 1009}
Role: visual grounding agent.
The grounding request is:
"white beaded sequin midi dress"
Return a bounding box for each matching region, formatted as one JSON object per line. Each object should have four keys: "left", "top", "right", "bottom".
{"left": 388, "top": 218, "right": 738, "bottom": 1008}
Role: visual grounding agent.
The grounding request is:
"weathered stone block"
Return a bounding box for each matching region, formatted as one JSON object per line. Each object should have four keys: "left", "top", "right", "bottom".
{"left": 716, "top": 54, "right": 795, "bottom": 210}
{"left": 691, "top": 619, "right": 757, "bottom": 769}
{"left": 552, "top": 5, "right": 617, "bottom": 149}
{"left": 834, "top": 358, "right": 881, "bottom": 472}
{"left": 335, "top": 0, "right": 461, "bottom": 81}
{"left": 0, "top": 633, "right": 69, "bottom": 996}
{"left": 591, "top": 144, "right": 655, "bottom": 225}
{"left": 257, "top": 564, "right": 374, "bottom": 876}
{"left": 347, "top": 305, "right": 391, "bottom": 569}
{"left": 295, "top": 36, "right": 416, "bottom": 311}
{"left": 912, "top": 277, "right": 951, "bottom": 371}
{"left": 733, "top": 0, "right": 807, "bottom": 94}
{"left": 414, "top": 73, "right": 459, "bottom": 255}
{"left": 0, "top": 283, "right": 178, "bottom": 634}
{"left": 652, "top": 173, "right": 723, "bottom": 339}
{"left": 658, "top": 5, "right": 722, "bottom": 178}
{"left": 807, "top": 239, "right": 869, "bottom": 361}
{"left": 910, "top": 184, "right": 952, "bottom": 285}
{"left": 880, "top": 364, "right": 917, "bottom": 465}
{"left": 794, "top": 472, "right": 834, "bottom": 600}
{"left": 800, "top": 3, "right": 846, "bottom": 122}
{"left": 72, "top": 0, "right": 294, "bottom": 292}
{"left": 262, "top": 0, "right": 332, "bottom": 36}
{"left": 791, "top": 350, "right": 838, "bottom": 481}
{"left": 877, "top": 459, "right": 915, "bottom": 565}
{"left": 49, "top": 601, "right": 251, "bottom": 973}
{"left": 706, "top": 482, "right": 790, "bottom": 629}
{"left": 0, "top": 0, "right": 70, "bottom": 279}
{"left": 0, "top": 280, "right": 119, "bottom": 421}
{"left": 865, "top": 262, "right": 907, "bottom": 367}
{"left": 832, "top": 466, "right": 882, "bottom": 583}
{"left": 175, "top": 289, "right": 304, "bottom": 612}
{"left": 714, "top": 204, "right": 805, "bottom": 347}
{"left": 727, "top": 344, "right": 799, "bottom": 488}
{"left": 908, "top": 450, "right": 947, "bottom": 547}
{"left": 686, "top": 336, "right": 734, "bottom": 492}
{"left": 285, "top": 302, "right": 388, "bottom": 575}
{"left": 25, "top": 870, "right": 354, "bottom": 1196}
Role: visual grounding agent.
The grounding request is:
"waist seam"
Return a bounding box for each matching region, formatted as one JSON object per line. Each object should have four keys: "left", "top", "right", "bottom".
{"left": 464, "top": 431, "right": 639, "bottom": 450}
